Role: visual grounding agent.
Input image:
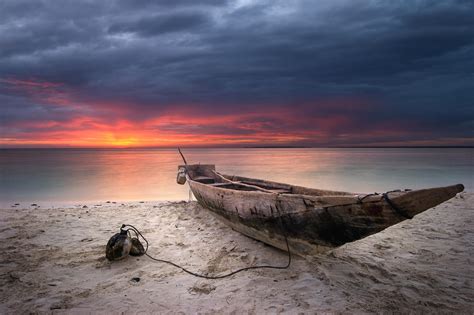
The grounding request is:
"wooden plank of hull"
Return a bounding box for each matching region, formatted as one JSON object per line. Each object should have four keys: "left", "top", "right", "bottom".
{"left": 188, "top": 180, "right": 334, "bottom": 255}
{"left": 385, "top": 184, "right": 465, "bottom": 218}
{"left": 189, "top": 179, "right": 382, "bottom": 255}
{"left": 276, "top": 184, "right": 464, "bottom": 249}
{"left": 188, "top": 178, "right": 464, "bottom": 256}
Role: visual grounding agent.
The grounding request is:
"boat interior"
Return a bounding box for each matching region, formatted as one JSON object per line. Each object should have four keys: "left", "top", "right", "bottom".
{"left": 180, "top": 164, "right": 353, "bottom": 197}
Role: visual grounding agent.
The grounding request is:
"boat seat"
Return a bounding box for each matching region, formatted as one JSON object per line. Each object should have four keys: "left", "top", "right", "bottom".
{"left": 193, "top": 176, "right": 215, "bottom": 184}
{"left": 209, "top": 182, "right": 234, "bottom": 187}
{"left": 209, "top": 183, "right": 291, "bottom": 194}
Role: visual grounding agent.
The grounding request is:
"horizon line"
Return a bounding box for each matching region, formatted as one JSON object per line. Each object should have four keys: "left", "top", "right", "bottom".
{"left": 1, "top": 145, "right": 473, "bottom": 150}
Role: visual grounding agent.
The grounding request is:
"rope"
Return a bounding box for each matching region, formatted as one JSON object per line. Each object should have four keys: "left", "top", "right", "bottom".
{"left": 357, "top": 190, "right": 413, "bottom": 219}
{"left": 121, "top": 209, "right": 291, "bottom": 279}
{"left": 357, "top": 192, "right": 379, "bottom": 203}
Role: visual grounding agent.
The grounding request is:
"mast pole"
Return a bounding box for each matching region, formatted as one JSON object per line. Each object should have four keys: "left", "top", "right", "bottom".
{"left": 178, "top": 147, "right": 188, "bottom": 165}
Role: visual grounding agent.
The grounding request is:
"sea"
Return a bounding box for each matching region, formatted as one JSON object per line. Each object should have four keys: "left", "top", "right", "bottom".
{"left": 0, "top": 148, "right": 472, "bottom": 203}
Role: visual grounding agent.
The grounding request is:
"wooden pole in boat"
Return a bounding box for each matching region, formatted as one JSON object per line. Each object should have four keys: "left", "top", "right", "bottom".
{"left": 178, "top": 147, "right": 188, "bottom": 165}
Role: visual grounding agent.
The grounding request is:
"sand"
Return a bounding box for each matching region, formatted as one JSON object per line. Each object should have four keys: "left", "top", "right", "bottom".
{"left": 1, "top": 193, "right": 473, "bottom": 314}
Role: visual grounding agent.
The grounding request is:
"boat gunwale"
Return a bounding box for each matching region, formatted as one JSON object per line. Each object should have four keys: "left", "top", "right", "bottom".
{"left": 182, "top": 164, "right": 465, "bottom": 214}
{"left": 186, "top": 177, "right": 382, "bottom": 210}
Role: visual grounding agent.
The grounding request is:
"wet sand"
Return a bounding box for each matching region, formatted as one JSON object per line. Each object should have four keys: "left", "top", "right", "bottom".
{"left": 1, "top": 193, "right": 472, "bottom": 313}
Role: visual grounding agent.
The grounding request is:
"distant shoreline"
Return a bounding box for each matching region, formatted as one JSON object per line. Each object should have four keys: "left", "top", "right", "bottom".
{"left": 1, "top": 146, "right": 473, "bottom": 150}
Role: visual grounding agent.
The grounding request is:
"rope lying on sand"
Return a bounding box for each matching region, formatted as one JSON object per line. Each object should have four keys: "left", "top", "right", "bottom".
{"left": 122, "top": 212, "right": 291, "bottom": 279}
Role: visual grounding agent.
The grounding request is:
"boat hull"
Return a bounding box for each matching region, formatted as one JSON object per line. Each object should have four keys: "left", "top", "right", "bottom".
{"left": 183, "top": 167, "right": 464, "bottom": 256}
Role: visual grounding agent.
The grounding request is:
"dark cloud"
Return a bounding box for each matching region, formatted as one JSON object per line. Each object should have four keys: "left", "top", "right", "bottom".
{"left": 108, "top": 11, "right": 211, "bottom": 36}
{"left": 0, "top": 0, "right": 473, "bottom": 146}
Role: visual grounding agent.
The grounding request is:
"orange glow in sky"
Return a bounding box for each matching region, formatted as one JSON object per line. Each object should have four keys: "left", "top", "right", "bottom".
{"left": 1, "top": 78, "right": 471, "bottom": 148}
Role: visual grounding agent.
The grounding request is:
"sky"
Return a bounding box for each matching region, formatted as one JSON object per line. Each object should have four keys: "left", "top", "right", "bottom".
{"left": 1, "top": 0, "right": 473, "bottom": 148}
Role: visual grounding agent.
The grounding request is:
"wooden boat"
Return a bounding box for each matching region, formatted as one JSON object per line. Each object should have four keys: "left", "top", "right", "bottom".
{"left": 177, "top": 164, "right": 464, "bottom": 256}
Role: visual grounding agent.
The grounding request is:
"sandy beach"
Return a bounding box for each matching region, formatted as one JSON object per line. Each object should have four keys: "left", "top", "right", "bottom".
{"left": 1, "top": 193, "right": 472, "bottom": 314}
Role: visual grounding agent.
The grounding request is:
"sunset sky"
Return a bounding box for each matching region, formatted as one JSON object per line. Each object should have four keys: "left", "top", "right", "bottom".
{"left": 1, "top": 0, "right": 473, "bottom": 148}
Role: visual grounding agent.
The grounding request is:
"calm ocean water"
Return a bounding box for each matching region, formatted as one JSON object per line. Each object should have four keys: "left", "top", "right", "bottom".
{"left": 0, "top": 148, "right": 472, "bottom": 203}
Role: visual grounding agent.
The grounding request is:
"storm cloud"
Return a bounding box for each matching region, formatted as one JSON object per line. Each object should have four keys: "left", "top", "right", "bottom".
{"left": 0, "top": 0, "right": 473, "bottom": 147}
